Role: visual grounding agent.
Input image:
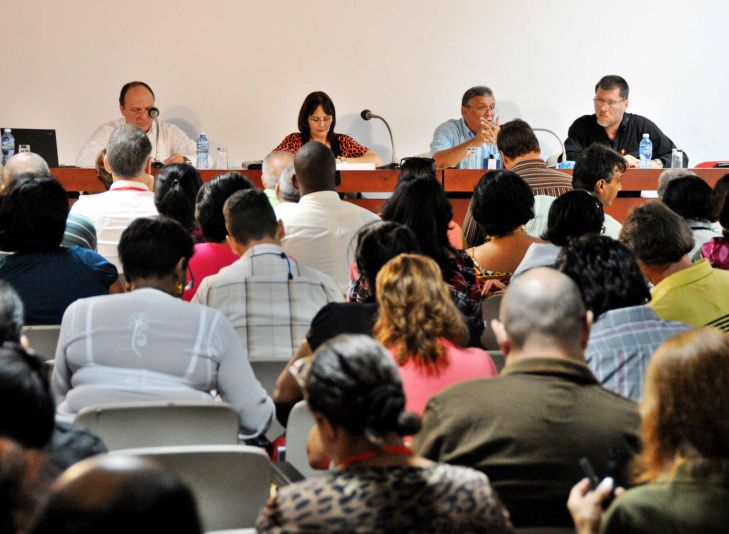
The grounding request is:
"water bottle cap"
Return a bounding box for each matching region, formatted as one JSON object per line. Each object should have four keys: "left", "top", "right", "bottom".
{"left": 3, "top": 129, "right": 10, "bottom": 133}
{"left": 642, "top": 133, "right": 649, "bottom": 138}
{"left": 200, "top": 132, "right": 207, "bottom": 136}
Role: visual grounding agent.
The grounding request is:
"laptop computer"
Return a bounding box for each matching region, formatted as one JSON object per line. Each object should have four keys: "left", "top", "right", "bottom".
{"left": 0, "top": 128, "right": 59, "bottom": 167}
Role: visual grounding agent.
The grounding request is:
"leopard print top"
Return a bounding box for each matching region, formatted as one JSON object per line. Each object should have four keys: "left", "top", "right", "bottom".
{"left": 256, "top": 463, "right": 513, "bottom": 533}
{"left": 274, "top": 132, "right": 368, "bottom": 158}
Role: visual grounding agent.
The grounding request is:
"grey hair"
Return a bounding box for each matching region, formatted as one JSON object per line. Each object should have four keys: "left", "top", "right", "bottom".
{"left": 106, "top": 124, "right": 152, "bottom": 179}
{"left": 3, "top": 152, "right": 50, "bottom": 186}
{"left": 461, "top": 86, "right": 494, "bottom": 107}
{"left": 657, "top": 168, "right": 698, "bottom": 199}
{"left": 500, "top": 268, "right": 587, "bottom": 351}
{"left": 278, "top": 164, "right": 300, "bottom": 203}
{"left": 261, "top": 151, "right": 294, "bottom": 189}
{"left": 0, "top": 281, "right": 24, "bottom": 344}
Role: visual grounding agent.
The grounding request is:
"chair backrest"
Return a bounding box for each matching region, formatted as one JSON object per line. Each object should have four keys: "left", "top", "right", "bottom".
{"left": 74, "top": 401, "right": 240, "bottom": 450}
{"left": 285, "top": 400, "right": 324, "bottom": 479}
{"left": 480, "top": 294, "right": 504, "bottom": 350}
{"left": 111, "top": 445, "right": 270, "bottom": 531}
{"left": 21, "top": 325, "right": 61, "bottom": 361}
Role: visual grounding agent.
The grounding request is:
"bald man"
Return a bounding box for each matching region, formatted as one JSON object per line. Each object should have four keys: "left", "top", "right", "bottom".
{"left": 31, "top": 455, "right": 202, "bottom": 534}
{"left": 414, "top": 268, "right": 640, "bottom": 529}
{"left": 261, "top": 150, "right": 294, "bottom": 208}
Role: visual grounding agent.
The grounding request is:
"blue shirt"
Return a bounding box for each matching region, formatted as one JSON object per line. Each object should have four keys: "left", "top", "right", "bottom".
{"left": 0, "top": 246, "right": 118, "bottom": 324}
{"left": 429, "top": 117, "right": 498, "bottom": 168}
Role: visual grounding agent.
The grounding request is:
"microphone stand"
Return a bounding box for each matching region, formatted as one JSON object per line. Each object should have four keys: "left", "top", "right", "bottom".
{"left": 361, "top": 110, "right": 398, "bottom": 169}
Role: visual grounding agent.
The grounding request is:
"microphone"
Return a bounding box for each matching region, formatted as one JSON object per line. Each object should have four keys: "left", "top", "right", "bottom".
{"left": 148, "top": 107, "right": 161, "bottom": 165}
{"left": 360, "top": 109, "right": 398, "bottom": 169}
{"left": 148, "top": 107, "right": 160, "bottom": 119}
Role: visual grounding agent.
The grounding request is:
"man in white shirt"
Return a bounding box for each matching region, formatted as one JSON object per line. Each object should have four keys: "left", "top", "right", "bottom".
{"left": 76, "top": 81, "right": 196, "bottom": 168}
{"left": 70, "top": 124, "right": 158, "bottom": 272}
{"left": 262, "top": 150, "right": 294, "bottom": 208}
{"left": 277, "top": 141, "right": 380, "bottom": 292}
{"left": 194, "top": 189, "right": 342, "bottom": 361}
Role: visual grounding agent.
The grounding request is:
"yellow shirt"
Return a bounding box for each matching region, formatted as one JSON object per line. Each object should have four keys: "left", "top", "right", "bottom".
{"left": 650, "top": 259, "right": 729, "bottom": 331}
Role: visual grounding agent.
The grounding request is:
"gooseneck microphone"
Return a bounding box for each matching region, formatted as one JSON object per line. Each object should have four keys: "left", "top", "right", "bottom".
{"left": 148, "top": 107, "right": 161, "bottom": 165}
{"left": 148, "top": 107, "right": 160, "bottom": 119}
{"left": 360, "top": 109, "right": 398, "bottom": 169}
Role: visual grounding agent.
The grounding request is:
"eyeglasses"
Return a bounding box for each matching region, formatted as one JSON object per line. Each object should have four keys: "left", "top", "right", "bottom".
{"left": 466, "top": 105, "right": 496, "bottom": 114}
{"left": 593, "top": 98, "right": 625, "bottom": 108}
{"left": 124, "top": 106, "right": 153, "bottom": 116}
{"left": 309, "top": 116, "right": 333, "bottom": 125}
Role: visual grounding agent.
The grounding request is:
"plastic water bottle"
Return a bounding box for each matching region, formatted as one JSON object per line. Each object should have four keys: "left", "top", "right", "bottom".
{"left": 639, "top": 133, "right": 652, "bottom": 169}
{"left": 196, "top": 132, "right": 209, "bottom": 169}
{"left": 1, "top": 129, "right": 15, "bottom": 166}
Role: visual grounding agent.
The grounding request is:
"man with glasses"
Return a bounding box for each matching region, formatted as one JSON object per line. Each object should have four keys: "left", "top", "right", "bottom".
{"left": 76, "top": 81, "right": 196, "bottom": 168}
{"left": 565, "top": 75, "right": 684, "bottom": 169}
{"left": 430, "top": 86, "right": 500, "bottom": 168}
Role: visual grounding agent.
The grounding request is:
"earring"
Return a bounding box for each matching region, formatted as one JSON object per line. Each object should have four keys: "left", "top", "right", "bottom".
{"left": 176, "top": 281, "right": 184, "bottom": 296}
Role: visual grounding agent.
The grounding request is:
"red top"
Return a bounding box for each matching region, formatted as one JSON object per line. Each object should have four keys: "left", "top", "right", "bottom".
{"left": 274, "top": 132, "right": 368, "bottom": 157}
{"left": 183, "top": 242, "right": 239, "bottom": 301}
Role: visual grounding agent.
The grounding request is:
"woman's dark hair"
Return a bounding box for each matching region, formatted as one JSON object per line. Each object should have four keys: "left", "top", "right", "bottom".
{"left": 154, "top": 164, "right": 202, "bottom": 231}
{"left": 471, "top": 170, "right": 535, "bottom": 237}
{"left": 306, "top": 334, "right": 420, "bottom": 441}
{"left": 398, "top": 157, "right": 437, "bottom": 183}
{"left": 0, "top": 343, "right": 55, "bottom": 449}
{"left": 663, "top": 176, "right": 716, "bottom": 223}
{"left": 355, "top": 221, "right": 421, "bottom": 292}
{"left": 0, "top": 175, "right": 68, "bottom": 252}
{"left": 119, "top": 217, "right": 194, "bottom": 282}
{"left": 542, "top": 190, "right": 605, "bottom": 246}
{"left": 297, "top": 91, "right": 338, "bottom": 154}
{"left": 381, "top": 177, "right": 454, "bottom": 275}
{"left": 555, "top": 234, "right": 650, "bottom": 317}
{"left": 195, "top": 172, "right": 255, "bottom": 242}
{"left": 712, "top": 173, "right": 729, "bottom": 221}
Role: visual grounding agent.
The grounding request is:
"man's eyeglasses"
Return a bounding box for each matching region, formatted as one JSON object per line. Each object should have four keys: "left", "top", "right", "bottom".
{"left": 465, "top": 105, "right": 496, "bottom": 114}
{"left": 124, "top": 107, "right": 154, "bottom": 116}
{"left": 593, "top": 98, "right": 625, "bottom": 109}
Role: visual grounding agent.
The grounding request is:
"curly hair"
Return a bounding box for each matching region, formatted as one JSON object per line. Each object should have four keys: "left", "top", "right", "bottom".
{"left": 374, "top": 254, "right": 467, "bottom": 374}
{"left": 635, "top": 328, "right": 729, "bottom": 483}
{"left": 470, "top": 170, "right": 534, "bottom": 237}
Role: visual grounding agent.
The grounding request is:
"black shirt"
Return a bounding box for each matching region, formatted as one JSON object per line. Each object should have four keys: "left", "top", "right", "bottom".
{"left": 306, "top": 302, "right": 378, "bottom": 351}
{"left": 565, "top": 112, "right": 686, "bottom": 168}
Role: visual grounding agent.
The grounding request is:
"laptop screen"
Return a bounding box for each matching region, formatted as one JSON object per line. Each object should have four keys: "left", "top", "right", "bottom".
{"left": 0, "top": 128, "right": 59, "bottom": 167}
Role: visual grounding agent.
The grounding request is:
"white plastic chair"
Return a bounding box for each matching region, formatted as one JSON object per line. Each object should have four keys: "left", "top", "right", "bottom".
{"left": 111, "top": 445, "right": 271, "bottom": 531}
{"left": 21, "top": 325, "right": 61, "bottom": 360}
{"left": 74, "top": 401, "right": 240, "bottom": 450}
{"left": 285, "top": 400, "right": 325, "bottom": 479}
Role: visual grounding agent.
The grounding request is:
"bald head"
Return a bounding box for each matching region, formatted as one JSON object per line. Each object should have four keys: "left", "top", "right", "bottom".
{"left": 499, "top": 268, "right": 589, "bottom": 357}
{"left": 262, "top": 151, "right": 295, "bottom": 189}
{"left": 2, "top": 152, "right": 49, "bottom": 186}
{"left": 293, "top": 141, "right": 337, "bottom": 194}
{"left": 32, "top": 455, "right": 202, "bottom": 534}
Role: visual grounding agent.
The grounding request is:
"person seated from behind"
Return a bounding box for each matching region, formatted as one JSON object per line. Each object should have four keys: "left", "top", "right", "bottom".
{"left": 513, "top": 190, "right": 605, "bottom": 278}
{"left": 556, "top": 235, "right": 690, "bottom": 400}
{"left": 568, "top": 328, "right": 729, "bottom": 534}
{"left": 183, "top": 172, "right": 256, "bottom": 300}
{"left": 262, "top": 150, "right": 294, "bottom": 208}
{"left": 656, "top": 167, "right": 697, "bottom": 199}
{"left": 620, "top": 202, "right": 729, "bottom": 331}
{"left": 374, "top": 254, "right": 497, "bottom": 415}
{"left": 702, "top": 188, "right": 729, "bottom": 270}
{"left": 52, "top": 217, "right": 274, "bottom": 438}
{"left": 0, "top": 175, "right": 120, "bottom": 324}
{"left": 31, "top": 455, "right": 203, "bottom": 534}
{"left": 272, "top": 164, "right": 300, "bottom": 220}
{"left": 256, "top": 334, "right": 513, "bottom": 533}
{"left": 466, "top": 170, "right": 542, "bottom": 296}
{"left": 154, "top": 163, "right": 203, "bottom": 242}
{"left": 662, "top": 175, "right": 721, "bottom": 259}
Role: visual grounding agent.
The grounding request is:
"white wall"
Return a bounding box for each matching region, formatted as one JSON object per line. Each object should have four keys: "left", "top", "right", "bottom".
{"left": 1, "top": 0, "right": 727, "bottom": 167}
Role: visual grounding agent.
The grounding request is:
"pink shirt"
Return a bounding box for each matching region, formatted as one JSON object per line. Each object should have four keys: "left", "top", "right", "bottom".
{"left": 183, "top": 242, "right": 239, "bottom": 301}
{"left": 397, "top": 339, "right": 497, "bottom": 415}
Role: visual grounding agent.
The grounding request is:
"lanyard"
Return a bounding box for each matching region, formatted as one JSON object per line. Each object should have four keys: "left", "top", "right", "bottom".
{"left": 337, "top": 445, "right": 414, "bottom": 469}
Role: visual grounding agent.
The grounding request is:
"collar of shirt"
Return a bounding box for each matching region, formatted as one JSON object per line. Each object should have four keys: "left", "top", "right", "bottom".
{"left": 109, "top": 180, "right": 150, "bottom": 192}
{"left": 501, "top": 356, "right": 598, "bottom": 385}
{"left": 663, "top": 458, "right": 729, "bottom": 487}
{"left": 511, "top": 158, "right": 549, "bottom": 172}
{"left": 651, "top": 259, "right": 713, "bottom": 301}
{"left": 298, "top": 190, "right": 341, "bottom": 206}
{"left": 593, "top": 305, "right": 660, "bottom": 332}
{"left": 243, "top": 242, "right": 285, "bottom": 260}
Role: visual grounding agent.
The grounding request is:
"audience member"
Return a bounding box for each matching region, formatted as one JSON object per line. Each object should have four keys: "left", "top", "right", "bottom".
{"left": 620, "top": 201, "right": 729, "bottom": 331}
{"left": 701, "top": 187, "right": 729, "bottom": 270}
{"left": 273, "top": 164, "right": 300, "bottom": 219}
{"left": 0, "top": 176, "right": 119, "bottom": 324}
{"left": 272, "top": 221, "right": 420, "bottom": 425}
{"left": 94, "top": 149, "right": 113, "bottom": 190}
{"left": 154, "top": 163, "right": 203, "bottom": 242}
{"left": 257, "top": 334, "right": 513, "bottom": 532}
{"left": 261, "top": 150, "right": 294, "bottom": 208}
{"left": 278, "top": 141, "right": 380, "bottom": 292}
{"left": 193, "top": 189, "right": 342, "bottom": 361}
{"left": 556, "top": 235, "right": 690, "bottom": 400}
{"left": 466, "top": 170, "right": 541, "bottom": 296}
{"left": 572, "top": 143, "right": 626, "bottom": 239}
{"left": 711, "top": 172, "right": 729, "bottom": 224}
{"left": 184, "top": 171, "right": 255, "bottom": 300}
{"left": 381, "top": 176, "right": 483, "bottom": 340}
{"left": 662, "top": 175, "right": 721, "bottom": 259}
{"left": 656, "top": 167, "right": 697, "bottom": 199}
{"left": 70, "top": 124, "right": 158, "bottom": 271}
{"left": 513, "top": 190, "right": 604, "bottom": 278}
{"left": 462, "top": 118, "right": 573, "bottom": 246}
{"left": 31, "top": 454, "right": 203, "bottom": 534}
{"left": 414, "top": 268, "right": 641, "bottom": 528}
{"left": 569, "top": 328, "right": 729, "bottom": 533}
{"left": 0, "top": 437, "right": 48, "bottom": 534}
{"left": 52, "top": 217, "right": 273, "bottom": 438}
{"left": 374, "top": 254, "right": 497, "bottom": 415}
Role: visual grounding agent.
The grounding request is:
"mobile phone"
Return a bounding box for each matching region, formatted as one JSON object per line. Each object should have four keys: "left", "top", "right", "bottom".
{"left": 578, "top": 457, "right": 615, "bottom": 509}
